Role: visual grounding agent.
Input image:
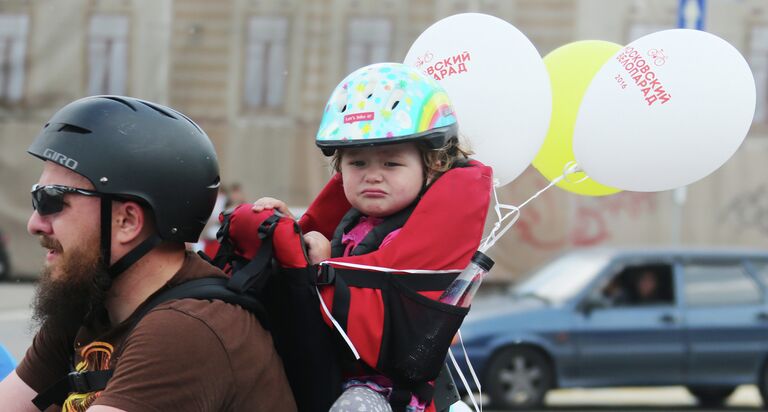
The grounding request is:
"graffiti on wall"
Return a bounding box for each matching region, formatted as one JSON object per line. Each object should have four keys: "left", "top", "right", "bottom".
{"left": 515, "top": 189, "right": 658, "bottom": 250}
{"left": 720, "top": 184, "right": 768, "bottom": 236}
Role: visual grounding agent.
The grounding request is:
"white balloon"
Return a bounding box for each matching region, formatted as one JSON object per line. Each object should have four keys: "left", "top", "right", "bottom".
{"left": 405, "top": 13, "right": 551, "bottom": 187}
{"left": 573, "top": 29, "right": 756, "bottom": 192}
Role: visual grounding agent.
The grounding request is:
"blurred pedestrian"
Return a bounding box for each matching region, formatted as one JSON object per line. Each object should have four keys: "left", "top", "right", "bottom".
{"left": 226, "top": 182, "right": 248, "bottom": 209}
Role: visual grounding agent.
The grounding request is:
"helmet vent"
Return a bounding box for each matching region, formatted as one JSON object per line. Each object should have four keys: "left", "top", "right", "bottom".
{"left": 207, "top": 175, "right": 221, "bottom": 189}
{"left": 139, "top": 101, "right": 176, "bottom": 120}
{"left": 173, "top": 110, "right": 205, "bottom": 134}
{"left": 101, "top": 96, "right": 137, "bottom": 111}
{"left": 58, "top": 124, "right": 92, "bottom": 134}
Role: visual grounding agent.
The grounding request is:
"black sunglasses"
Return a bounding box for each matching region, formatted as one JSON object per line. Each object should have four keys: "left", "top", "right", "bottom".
{"left": 31, "top": 184, "right": 103, "bottom": 216}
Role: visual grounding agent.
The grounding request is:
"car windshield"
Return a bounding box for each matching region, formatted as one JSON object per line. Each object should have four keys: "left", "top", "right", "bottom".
{"left": 511, "top": 252, "right": 609, "bottom": 303}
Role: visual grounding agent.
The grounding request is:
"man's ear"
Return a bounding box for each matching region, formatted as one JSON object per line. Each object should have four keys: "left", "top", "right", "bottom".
{"left": 112, "top": 201, "right": 147, "bottom": 245}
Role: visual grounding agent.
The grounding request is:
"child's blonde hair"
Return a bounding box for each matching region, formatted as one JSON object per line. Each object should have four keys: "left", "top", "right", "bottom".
{"left": 331, "top": 138, "right": 473, "bottom": 182}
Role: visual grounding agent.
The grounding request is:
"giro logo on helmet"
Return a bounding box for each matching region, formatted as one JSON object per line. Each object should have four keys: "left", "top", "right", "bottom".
{"left": 42, "top": 148, "right": 79, "bottom": 170}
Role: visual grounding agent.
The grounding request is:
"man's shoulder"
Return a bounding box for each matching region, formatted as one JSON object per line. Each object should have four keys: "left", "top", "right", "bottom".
{"left": 167, "top": 251, "right": 227, "bottom": 285}
{"left": 121, "top": 300, "right": 277, "bottom": 375}
{"left": 133, "top": 298, "right": 272, "bottom": 355}
{"left": 142, "top": 298, "right": 264, "bottom": 338}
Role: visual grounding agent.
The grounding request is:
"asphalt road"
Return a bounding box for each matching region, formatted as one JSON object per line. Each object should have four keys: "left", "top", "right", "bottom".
{"left": 459, "top": 385, "right": 763, "bottom": 411}
{"left": 0, "top": 281, "right": 764, "bottom": 411}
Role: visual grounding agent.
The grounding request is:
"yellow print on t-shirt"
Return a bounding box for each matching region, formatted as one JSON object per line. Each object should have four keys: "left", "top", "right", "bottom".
{"left": 63, "top": 341, "right": 114, "bottom": 412}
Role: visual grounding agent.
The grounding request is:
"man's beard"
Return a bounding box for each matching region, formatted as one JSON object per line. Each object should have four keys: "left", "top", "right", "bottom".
{"left": 32, "top": 235, "right": 111, "bottom": 331}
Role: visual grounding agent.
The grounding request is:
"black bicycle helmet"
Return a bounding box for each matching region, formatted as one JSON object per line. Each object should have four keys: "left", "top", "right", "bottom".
{"left": 28, "top": 95, "right": 220, "bottom": 277}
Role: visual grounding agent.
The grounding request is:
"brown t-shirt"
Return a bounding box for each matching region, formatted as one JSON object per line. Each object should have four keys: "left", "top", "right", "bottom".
{"left": 17, "top": 252, "right": 297, "bottom": 412}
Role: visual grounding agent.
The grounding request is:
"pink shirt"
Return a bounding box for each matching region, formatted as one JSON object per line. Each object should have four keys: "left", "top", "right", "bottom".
{"left": 340, "top": 216, "right": 401, "bottom": 256}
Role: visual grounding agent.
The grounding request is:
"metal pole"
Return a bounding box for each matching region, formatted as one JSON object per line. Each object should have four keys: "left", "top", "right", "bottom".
{"left": 670, "top": 0, "right": 704, "bottom": 244}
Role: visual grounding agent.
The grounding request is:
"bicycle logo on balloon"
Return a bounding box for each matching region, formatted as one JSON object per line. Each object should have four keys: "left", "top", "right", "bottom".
{"left": 647, "top": 49, "right": 667, "bottom": 66}
{"left": 414, "top": 52, "right": 434, "bottom": 68}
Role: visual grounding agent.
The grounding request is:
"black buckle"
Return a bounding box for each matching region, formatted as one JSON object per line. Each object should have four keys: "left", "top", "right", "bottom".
{"left": 316, "top": 264, "right": 335, "bottom": 286}
{"left": 216, "top": 211, "right": 233, "bottom": 242}
{"left": 197, "top": 250, "right": 213, "bottom": 263}
{"left": 258, "top": 214, "right": 280, "bottom": 240}
{"left": 67, "top": 371, "right": 91, "bottom": 394}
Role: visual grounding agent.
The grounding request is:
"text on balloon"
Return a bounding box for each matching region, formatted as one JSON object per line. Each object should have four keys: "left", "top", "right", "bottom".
{"left": 616, "top": 47, "right": 672, "bottom": 106}
{"left": 425, "top": 51, "right": 471, "bottom": 80}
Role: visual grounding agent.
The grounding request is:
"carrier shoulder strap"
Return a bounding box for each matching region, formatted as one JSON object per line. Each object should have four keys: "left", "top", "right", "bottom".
{"left": 330, "top": 203, "right": 416, "bottom": 258}
{"left": 329, "top": 208, "right": 362, "bottom": 257}
{"left": 133, "top": 277, "right": 269, "bottom": 325}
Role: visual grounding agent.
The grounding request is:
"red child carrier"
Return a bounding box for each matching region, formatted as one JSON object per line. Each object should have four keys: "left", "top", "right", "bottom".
{"left": 215, "top": 160, "right": 492, "bottom": 411}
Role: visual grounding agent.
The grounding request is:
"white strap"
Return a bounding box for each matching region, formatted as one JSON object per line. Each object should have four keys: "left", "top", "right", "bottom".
{"left": 315, "top": 286, "right": 360, "bottom": 360}
{"left": 320, "top": 260, "right": 463, "bottom": 274}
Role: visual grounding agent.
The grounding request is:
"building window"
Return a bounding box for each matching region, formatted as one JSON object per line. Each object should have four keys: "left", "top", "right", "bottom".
{"left": 749, "top": 26, "right": 768, "bottom": 124}
{"left": 626, "top": 23, "right": 671, "bottom": 43}
{"left": 88, "top": 14, "right": 129, "bottom": 96}
{"left": 0, "top": 14, "right": 29, "bottom": 104}
{"left": 244, "top": 16, "right": 288, "bottom": 110}
{"left": 346, "top": 17, "right": 392, "bottom": 73}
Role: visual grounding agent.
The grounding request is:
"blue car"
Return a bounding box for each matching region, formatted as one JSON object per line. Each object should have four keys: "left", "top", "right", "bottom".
{"left": 453, "top": 247, "right": 768, "bottom": 410}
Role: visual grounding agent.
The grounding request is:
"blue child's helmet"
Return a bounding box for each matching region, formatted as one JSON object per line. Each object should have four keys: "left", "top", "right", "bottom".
{"left": 316, "top": 62, "right": 458, "bottom": 156}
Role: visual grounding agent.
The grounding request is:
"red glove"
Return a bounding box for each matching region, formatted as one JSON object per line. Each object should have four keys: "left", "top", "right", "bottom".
{"left": 223, "top": 204, "right": 309, "bottom": 269}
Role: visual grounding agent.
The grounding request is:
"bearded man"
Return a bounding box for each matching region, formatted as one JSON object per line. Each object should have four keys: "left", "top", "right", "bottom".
{"left": 0, "top": 96, "right": 297, "bottom": 412}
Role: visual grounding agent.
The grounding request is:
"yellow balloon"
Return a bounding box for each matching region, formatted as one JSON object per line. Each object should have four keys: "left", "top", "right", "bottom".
{"left": 533, "top": 40, "right": 623, "bottom": 196}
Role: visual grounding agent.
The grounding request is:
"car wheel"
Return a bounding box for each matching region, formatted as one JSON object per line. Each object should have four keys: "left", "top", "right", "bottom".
{"left": 485, "top": 346, "right": 553, "bottom": 410}
{"left": 687, "top": 386, "right": 735, "bottom": 407}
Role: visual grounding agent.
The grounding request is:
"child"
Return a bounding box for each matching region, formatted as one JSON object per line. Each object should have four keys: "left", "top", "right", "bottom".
{"left": 250, "top": 63, "right": 492, "bottom": 412}
{"left": 256, "top": 135, "right": 470, "bottom": 262}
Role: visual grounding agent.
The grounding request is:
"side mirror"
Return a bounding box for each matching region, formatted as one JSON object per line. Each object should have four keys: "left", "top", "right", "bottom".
{"left": 579, "top": 295, "right": 610, "bottom": 315}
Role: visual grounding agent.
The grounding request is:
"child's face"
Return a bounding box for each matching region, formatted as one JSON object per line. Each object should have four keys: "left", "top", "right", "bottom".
{"left": 340, "top": 142, "right": 424, "bottom": 218}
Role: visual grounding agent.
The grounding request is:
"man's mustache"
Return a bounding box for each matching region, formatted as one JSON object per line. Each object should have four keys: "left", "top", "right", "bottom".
{"left": 39, "top": 236, "right": 62, "bottom": 253}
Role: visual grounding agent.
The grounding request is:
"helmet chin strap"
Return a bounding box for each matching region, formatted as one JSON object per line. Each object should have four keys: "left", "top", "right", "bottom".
{"left": 100, "top": 197, "right": 163, "bottom": 280}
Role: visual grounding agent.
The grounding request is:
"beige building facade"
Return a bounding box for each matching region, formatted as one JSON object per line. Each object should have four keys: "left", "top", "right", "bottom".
{"left": 1, "top": 0, "right": 768, "bottom": 279}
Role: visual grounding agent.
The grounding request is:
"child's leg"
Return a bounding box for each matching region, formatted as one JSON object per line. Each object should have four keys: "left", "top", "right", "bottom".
{"left": 329, "top": 386, "right": 392, "bottom": 412}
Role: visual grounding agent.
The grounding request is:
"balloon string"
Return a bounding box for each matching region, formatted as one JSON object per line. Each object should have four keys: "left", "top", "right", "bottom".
{"left": 563, "top": 160, "right": 589, "bottom": 184}
{"left": 448, "top": 331, "right": 482, "bottom": 412}
{"left": 480, "top": 163, "right": 582, "bottom": 253}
